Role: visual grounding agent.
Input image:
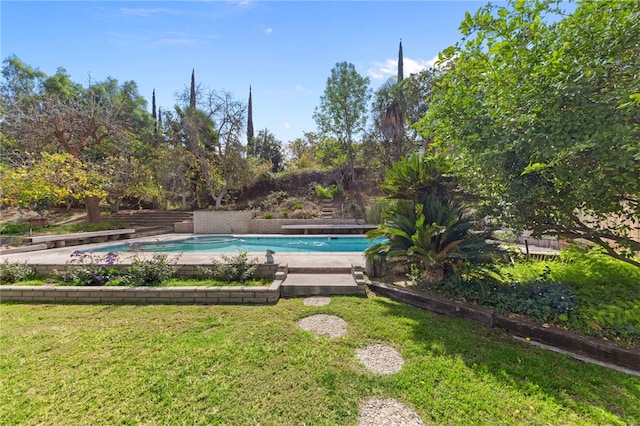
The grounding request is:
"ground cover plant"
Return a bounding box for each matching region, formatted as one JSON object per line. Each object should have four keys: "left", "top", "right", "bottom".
{"left": 1, "top": 297, "right": 638, "bottom": 425}
{"left": 418, "top": 245, "right": 640, "bottom": 347}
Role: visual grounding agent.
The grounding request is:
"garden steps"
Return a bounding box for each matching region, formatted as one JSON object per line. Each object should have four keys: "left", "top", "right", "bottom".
{"left": 280, "top": 265, "right": 366, "bottom": 297}
{"left": 109, "top": 210, "right": 193, "bottom": 236}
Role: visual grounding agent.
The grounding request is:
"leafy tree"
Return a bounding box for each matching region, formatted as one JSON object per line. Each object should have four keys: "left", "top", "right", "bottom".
{"left": 0, "top": 152, "right": 106, "bottom": 216}
{"left": 420, "top": 0, "right": 640, "bottom": 266}
{"left": 250, "top": 128, "right": 284, "bottom": 173}
{"left": 313, "top": 61, "right": 371, "bottom": 182}
{"left": 1, "top": 57, "right": 155, "bottom": 222}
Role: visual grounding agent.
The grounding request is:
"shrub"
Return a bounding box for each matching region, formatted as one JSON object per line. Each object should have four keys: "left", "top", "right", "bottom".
{"left": 0, "top": 260, "right": 35, "bottom": 284}
{"left": 199, "top": 251, "right": 258, "bottom": 283}
{"left": 264, "top": 213, "right": 274, "bottom": 219}
{"left": 315, "top": 184, "right": 340, "bottom": 200}
{"left": 122, "top": 254, "right": 179, "bottom": 286}
{"left": 433, "top": 267, "right": 580, "bottom": 324}
{"left": 54, "top": 250, "right": 120, "bottom": 286}
{"left": 0, "top": 222, "right": 32, "bottom": 236}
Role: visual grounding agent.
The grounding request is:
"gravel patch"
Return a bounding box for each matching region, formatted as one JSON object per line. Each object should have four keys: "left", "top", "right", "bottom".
{"left": 358, "top": 398, "right": 425, "bottom": 426}
{"left": 303, "top": 296, "right": 331, "bottom": 306}
{"left": 356, "top": 344, "right": 405, "bottom": 374}
{"left": 296, "top": 314, "right": 346, "bottom": 338}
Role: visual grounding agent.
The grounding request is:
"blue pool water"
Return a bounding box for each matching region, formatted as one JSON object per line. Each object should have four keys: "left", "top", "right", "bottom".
{"left": 95, "top": 235, "right": 383, "bottom": 253}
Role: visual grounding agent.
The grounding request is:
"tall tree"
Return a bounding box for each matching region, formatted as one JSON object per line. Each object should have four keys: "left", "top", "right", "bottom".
{"left": 1, "top": 58, "right": 154, "bottom": 222}
{"left": 397, "top": 39, "right": 404, "bottom": 82}
{"left": 152, "top": 89, "right": 157, "bottom": 132}
{"left": 252, "top": 128, "right": 283, "bottom": 173}
{"left": 420, "top": 0, "right": 640, "bottom": 266}
{"left": 247, "top": 85, "right": 254, "bottom": 148}
{"left": 313, "top": 61, "right": 371, "bottom": 182}
{"left": 189, "top": 69, "right": 196, "bottom": 110}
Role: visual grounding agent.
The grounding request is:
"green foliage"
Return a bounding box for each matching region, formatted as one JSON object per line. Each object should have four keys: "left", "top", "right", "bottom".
{"left": 421, "top": 0, "right": 640, "bottom": 265}
{"left": 122, "top": 254, "right": 179, "bottom": 286}
{"left": 496, "top": 246, "right": 640, "bottom": 345}
{"left": 379, "top": 153, "right": 455, "bottom": 202}
{"left": 198, "top": 251, "right": 258, "bottom": 283}
{"left": 365, "top": 200, "right": 390, "bottom": 225}
{"left": 0, "top": 222, "right": 32, "bottom": 236}
{"left": 315, "top": 184, "right": 340, "bottom": 200}
{"left": 313, "top": 62, "right": 372, "bottom": 179}
{"left": 0, "top": 260, "right": 35, "bottom": 284}
{"left": 434, "top": 267, "right": 579, "bottom": 324}
{"left": 54, "top": 250, "right": 120, "bottom": 286}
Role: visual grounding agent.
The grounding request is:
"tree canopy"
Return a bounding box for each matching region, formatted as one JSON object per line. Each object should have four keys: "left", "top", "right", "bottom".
{"left": 419, "top": 0, "right": 640, "bottom": 266}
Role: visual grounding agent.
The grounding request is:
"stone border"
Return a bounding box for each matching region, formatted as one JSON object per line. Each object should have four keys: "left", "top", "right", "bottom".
{"left": 0, "top": 280, "right": 281, "bottom": 304}
{"left": 367, "top": 281, "right": 640, "bottom": 374}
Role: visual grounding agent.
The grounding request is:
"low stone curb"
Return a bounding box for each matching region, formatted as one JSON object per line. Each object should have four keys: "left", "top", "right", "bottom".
{"left": 367, "top": 281, "right": 640, "bottom": 373}
{"left": 0, "top": 281, "right": 281, "bottom": 305}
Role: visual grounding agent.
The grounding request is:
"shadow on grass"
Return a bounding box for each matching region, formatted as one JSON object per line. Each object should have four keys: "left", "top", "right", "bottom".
{"left": 368, "top": 296, "right": 640, "bottom": 422}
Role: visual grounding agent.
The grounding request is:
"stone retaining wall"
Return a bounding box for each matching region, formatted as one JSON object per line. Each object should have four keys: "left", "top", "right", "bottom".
{"left": 193, "top": 210, "right": 367, "bottom": 234}
{"left": 0, "top": 282, "right": 281, "bottom": 304}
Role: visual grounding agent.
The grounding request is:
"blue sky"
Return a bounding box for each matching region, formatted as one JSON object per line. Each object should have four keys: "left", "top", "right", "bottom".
{"left": 2, "top": 1, "right": 490, "bottom": 143}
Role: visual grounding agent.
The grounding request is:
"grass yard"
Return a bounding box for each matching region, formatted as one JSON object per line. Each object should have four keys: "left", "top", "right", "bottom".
{"left": 1, "top": 296, "right": 638, "bottom": 425}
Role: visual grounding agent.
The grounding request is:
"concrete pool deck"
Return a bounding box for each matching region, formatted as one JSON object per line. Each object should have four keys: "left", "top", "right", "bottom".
{"left": 0, "top": 233, "right": 368, "bottom": 269}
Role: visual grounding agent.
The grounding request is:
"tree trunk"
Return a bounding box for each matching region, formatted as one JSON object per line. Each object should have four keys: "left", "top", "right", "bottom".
{"left": 84, "top": 196, "right": 102, "bottom": 223}
{"left": 421, "top": 264, "right": 445, "bottom": 285}
{"left": 213, "top": 186, "right": 229, "bottom": 210}
{"left": 109, "top": 199, "right": 122, "bottom": 214}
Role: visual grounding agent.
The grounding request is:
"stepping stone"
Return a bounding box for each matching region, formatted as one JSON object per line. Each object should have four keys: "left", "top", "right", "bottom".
{"left": 358, "top": 398, "right": 425, "bottom": 426}
{"left": 356, "top": 344, "right": 404, "bottom": 374}
{"left": 296, "top": 314, "right": 346, "bottom": 338}
{"left": 303, "top": 296, "right": 331, "bottom": 306}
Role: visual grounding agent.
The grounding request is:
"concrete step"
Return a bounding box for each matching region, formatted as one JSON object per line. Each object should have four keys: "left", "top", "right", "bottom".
{"left": 280, "top": 273, "right": 358, "bottom": 297}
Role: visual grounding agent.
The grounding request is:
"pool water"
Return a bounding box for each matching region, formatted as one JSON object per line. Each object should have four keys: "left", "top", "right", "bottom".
{"left": 95, "top": 235, "right": 383, "bottom": 253}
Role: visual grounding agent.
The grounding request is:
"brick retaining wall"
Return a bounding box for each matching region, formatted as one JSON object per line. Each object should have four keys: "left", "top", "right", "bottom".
{"left": 0, "top": 282, "right": 281, "bottom": 304}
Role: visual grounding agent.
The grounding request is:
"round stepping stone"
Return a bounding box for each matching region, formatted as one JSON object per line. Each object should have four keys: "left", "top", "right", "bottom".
{"left": 303, "top": 296, "right": 331, "bottom": 306}
{"left": 358, "top": 398, "right": 425, "bottom": 426}
{"left": 356, "top": 344, "right": 405, "bottom": 374}
{"left": 296, "top": 314, "right": 346, "bottom": 338}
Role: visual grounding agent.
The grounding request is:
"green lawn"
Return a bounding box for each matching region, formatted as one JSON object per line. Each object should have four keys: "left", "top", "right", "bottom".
{"left": 1, "top": 296, "right": 638, "bottom": 425}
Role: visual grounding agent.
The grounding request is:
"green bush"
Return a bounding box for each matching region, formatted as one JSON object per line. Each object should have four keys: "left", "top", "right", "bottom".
{"left": 264, "top": 213, "right": 274, "bottom": 219}
{"left": 0, "top": 222, "right": 33, "bottom": 236}
{"left": 0, "top": 260, "right": 35, "bottom": 284}
{"left": 122, "top": 254, "right": 179, "bottom": 286}
{"left": 199, "top": 251, "right": 258, "bottom": 283}
{"left": 315, "top": 184, "right": 340, "bottom": 200}
{"left": 433, "top": 267, "right": 580, "bottom": 324}
{"left": 54, "top": 251, "right": 120, "bottom": 286}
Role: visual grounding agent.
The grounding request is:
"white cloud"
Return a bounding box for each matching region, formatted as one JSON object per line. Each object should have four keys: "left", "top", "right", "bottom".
{"left": 118, "top": 8, "right": 186, "bottom": 18}
{"left": 367, "top": 55, "right": 439, "bottom": 80}
{"left": 284, "top": 122, "right": 290, "bottom": 129}
{"left": 295, "top": 84, "right": 312, "bottom": 95}
{"left": 264, "top": 27, "right": 273, "bottom": 35}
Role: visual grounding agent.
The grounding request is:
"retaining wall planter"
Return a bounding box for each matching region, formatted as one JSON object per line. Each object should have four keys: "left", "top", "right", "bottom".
{"left": 0, "top": 281, "right": 282, "bottom": 305}
{"left": 367, "top": 281, "right": 640, "bottom": 373}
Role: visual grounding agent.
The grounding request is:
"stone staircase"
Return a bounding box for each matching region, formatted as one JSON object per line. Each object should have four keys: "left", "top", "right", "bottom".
{"left": 109, "top": 210, "right": 193, "bottom": 237}
{"left": 279, "top": 265, "right": 367, "bottom": 297}
{"left": 320, "top": 201, "right": 335, "bottom": 219}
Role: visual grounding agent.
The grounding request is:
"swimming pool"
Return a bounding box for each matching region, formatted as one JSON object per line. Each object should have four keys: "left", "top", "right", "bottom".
{"left": 95, "top": 235, "right": 383, "bottom": 253}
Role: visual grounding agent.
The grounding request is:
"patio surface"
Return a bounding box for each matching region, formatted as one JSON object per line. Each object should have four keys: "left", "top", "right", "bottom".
{"left": 0, "top": 233, "right": 367, "bottom": 269}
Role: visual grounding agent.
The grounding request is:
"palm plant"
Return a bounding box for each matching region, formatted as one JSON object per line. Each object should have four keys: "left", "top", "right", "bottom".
{"left": 366, "top": 195, "right": 502, "bottom": 284}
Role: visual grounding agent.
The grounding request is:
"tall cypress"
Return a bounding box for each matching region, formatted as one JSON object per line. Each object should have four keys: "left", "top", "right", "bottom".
{"left": 247, "top": 85, "right": 255, "bottom": 151}
{"left": 157, "top": 107, "right": 163, "bottom": 133}
{"left": 190, "top": 69, "right": 196, "bottom": 109}
{"left": 152, "top": 89, "right": 157, "bottom": 133}
{"left": 397, "top": 39, "right": 404, "bottom": 82}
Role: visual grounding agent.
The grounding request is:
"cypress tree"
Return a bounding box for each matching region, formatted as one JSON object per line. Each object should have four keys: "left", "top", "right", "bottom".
{"left": 190, "top": 69, "right": 196, "bottom": 109}
{"left": 247, "top": 85, "right": 255, "bottom": 152}
{"left": 152, "top": 89, "right": 157, "bottom": 133}
{"left": 398, "top": 39, "right": 404, "bottom": 82}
